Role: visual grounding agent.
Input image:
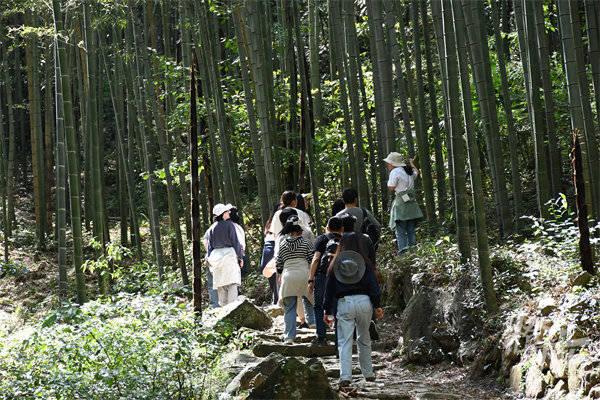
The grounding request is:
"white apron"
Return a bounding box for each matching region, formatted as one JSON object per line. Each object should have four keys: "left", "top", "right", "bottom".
{"left": 206, "top": 247, "right": 241, "bottom": 289}
{"left": 278, "top": 258, "right": 314, "bottom": 304}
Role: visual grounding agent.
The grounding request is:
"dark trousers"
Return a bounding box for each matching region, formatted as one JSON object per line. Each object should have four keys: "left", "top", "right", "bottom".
{"left": 314, "top": 272, "right": 327, "bottom": 339}
{"left": 260, "top": 240, "right": 278, "bottom": 304}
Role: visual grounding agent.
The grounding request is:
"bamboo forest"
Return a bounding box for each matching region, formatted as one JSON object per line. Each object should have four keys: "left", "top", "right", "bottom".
{"left": 0, "top": 0, "right": 599, "bottom": 398}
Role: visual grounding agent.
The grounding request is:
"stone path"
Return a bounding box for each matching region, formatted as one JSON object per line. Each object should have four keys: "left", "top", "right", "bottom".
{"left": 246, "top": 313, "right": 514, "bottom": 399}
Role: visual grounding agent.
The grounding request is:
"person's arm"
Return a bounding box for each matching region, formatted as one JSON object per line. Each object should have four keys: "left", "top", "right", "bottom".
{"left": 323, "top": 272, "right": 336, "bottom": 316}
{"left": 229, "top": 223, "right": 244, "bottom": 260}
{"left": 202, "top": 230, "right": 209, "bottom": 251}
{"left": 234, "top": 223, "right": 246, "bottom": 251}
{"left": 308, "top": 251, "right": 321, "bottom": 292}
{"left": 366, "top": 209, "right": 381, "bottom": 228}
{"left": 270, "top": 211, "right": 283, "bottom": 236}
{"left": 387, "top": 169, "right": 398, "bottom": 192}
{"left": 367, "top": 269, "right": 384, "bottom": 319}
{"left": 275, "top": 237, "right": 286, "bottom": 273}
{"left": 410, "top": 159, "right": 420, "bottom": 177}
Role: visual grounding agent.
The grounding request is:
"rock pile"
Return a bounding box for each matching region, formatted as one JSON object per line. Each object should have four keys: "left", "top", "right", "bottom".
{"left": 501, "top": 298, "right": 600, "bottom": 399}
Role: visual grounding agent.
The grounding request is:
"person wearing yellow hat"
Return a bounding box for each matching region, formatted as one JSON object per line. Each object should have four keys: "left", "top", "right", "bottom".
{"left": 384, "top": 152, "right": 424, "bottom": 254}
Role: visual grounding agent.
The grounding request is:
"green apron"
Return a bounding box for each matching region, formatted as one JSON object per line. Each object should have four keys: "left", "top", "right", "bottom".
{"left": 388, "top": 188, "right": 424, "bottom": 230}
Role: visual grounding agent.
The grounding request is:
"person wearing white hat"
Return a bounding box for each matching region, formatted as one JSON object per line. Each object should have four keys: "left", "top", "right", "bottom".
{"left": 384, "top": 152, "right": 424, "bottom": 253}
{"left": 204, "top": 203, "right": 244, "bottom": 307}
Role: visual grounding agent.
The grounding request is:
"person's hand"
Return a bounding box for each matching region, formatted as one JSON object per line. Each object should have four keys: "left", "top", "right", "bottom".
{"left": 374, "top": 307, "right": 384, "bottom": 320}
{"left": 239, "top": 259, "right": 244, "bottom": 268}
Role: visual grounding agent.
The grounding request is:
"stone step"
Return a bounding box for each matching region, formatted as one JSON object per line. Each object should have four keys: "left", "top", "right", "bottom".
{"left": 256, "top": 332, "right": 337, "bottom": 343}
{"left": 253, "top": 341, "right": 337, "bottom": 357}
{"left": 324, "top": 363, "right": 386, "bottom": 378}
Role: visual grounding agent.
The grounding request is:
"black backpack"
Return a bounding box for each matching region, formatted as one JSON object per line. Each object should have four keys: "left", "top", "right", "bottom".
{"left": 361, "top": 208, "right": 381, "bottom": 250}
{"left": 318, "top": 235, "right": 341, "bottom": 274}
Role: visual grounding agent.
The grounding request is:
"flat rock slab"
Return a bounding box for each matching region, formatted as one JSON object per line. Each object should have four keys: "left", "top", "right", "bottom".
{"left": 204, "top": 297, "right": 272, "bottom": 332}
{"left": 255, "top": 332, "right": 336, "bottom": 343}
{"left": 253, "top": 341, "right": 337, "bottom": 357}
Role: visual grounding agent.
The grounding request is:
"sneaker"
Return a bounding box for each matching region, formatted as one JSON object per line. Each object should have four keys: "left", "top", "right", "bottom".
{"left": 311, "top": 337, "right": 328, "bottom": 346}
{"left": 365, "top": 376, "right": 376, "bottom": 382}
{"left": 339, "top": 380, "right": 352, "bottom": 388}
{"left": 298, "top": 322, "right": 309, "bottom": 329}
{"left": 283, "top": 338, "right": 294, "bottom": 345}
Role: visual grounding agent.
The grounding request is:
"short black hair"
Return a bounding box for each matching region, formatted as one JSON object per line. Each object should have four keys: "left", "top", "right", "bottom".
{"left": 229, "top": 208, "right": 242, "bottom": 225}
{"left": 342, "top": 188, "right": 358, "bottom": 205}
{"left": 296, "top": 193, "right": 306, "bottom": 212}
{"left": 331, "top": 198, "right": 345, "bottom": 216}
{"left": 279, "top": 207, "right": 298, "bottom": 225}
{"left": 340, "top": 213, "right": 357, "bottom": 232}
{"left": 327, "top": 216, "right": 343, "bottom": 231}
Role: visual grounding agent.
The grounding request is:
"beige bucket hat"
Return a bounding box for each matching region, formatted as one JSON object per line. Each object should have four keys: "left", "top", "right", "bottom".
{"left": 383, "top": 152, "right": 405, "bottom": 167}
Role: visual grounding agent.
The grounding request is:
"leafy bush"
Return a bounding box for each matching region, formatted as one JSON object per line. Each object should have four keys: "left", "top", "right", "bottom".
{"left": 0, "top": 260, "right": 29, "bottom": 278}
{"left": 0, "top": 294, "right": 229, "bottom": 400}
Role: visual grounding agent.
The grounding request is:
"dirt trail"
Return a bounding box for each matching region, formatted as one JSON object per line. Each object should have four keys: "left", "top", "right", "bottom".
{"left": 254, "top": 313, "right": 513, "bottom": 400}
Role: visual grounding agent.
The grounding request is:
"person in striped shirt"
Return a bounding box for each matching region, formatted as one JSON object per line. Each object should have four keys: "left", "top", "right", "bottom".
{"left": 276, "top": 216, "right": 315, "bottom": 344}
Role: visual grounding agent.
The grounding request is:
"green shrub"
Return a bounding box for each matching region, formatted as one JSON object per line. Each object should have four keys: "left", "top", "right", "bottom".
{"left": 0, "top": 294, "right": 229, "bottom": 400}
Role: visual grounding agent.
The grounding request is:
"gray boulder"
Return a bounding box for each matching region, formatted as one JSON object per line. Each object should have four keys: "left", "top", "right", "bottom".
{"left": 205, "top": 297, "right": 272, "bottom": 333}
{"left": 224, "top": 353, "right": 336, "bottom": 399}
{"left": 399, "top": 287, "right": 460, "bottom": 364}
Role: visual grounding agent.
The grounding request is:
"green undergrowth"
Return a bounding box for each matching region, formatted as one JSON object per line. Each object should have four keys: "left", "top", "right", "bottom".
{"left": 0, "top": 294, "right": 233, "bottom": 400}
{"left": 378, "top": 199, "right": 600, "bottom": 338}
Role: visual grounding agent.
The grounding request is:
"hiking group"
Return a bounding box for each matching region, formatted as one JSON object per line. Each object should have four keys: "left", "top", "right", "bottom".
{"left": 203, "top": 152, "right": 423, "bottom": 390}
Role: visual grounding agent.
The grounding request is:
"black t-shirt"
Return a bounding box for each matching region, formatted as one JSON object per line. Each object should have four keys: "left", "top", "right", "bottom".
{"left": 314, "top": 232, "right": 341, "bottom": 274}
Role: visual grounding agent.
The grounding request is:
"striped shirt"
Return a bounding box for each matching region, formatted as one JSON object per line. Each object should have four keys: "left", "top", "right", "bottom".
{"left": 276, "top": 236, "right": 314, "bottom": 273}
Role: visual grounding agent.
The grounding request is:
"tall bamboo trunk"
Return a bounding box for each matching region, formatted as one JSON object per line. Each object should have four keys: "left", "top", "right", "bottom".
{"left": 365, "top": 0, "right": 389, "bottom": 211}
{"left": 99, "top": 30, "right": 143, "bottom": 260}
{"left": 44, "top": 45, "right": 55, "bottom": 237}
{"left": 533, "top": 0, "right": 562, "bottom": 196}
{"left": 460, "top": 0, "right": 513, "bottom": 236}
{"left": 492, "top": 0, "right": 522, "bottom": 224}
{"left": 233, "top": 7, "right": 270, "bottom": 223}
{"left": 557, "top": 0, "right": 598, "bottom": 219}
{"left": 0, "top": 31, "right": 8, "bottom": 263}
{"left": 293, "top": 0, "right": 322, "bottom": 233}
{"left": 367, "top": 0, "right": 396, "bottom": 157}
{"left": 308, "top": 0, "right": 322, "bottom": 126}
{"left": 411, "top": 0, "right": 437, "bottom": 224}
{"left": 191, "top": 57, "right": 203, "bottom": 315}
{"left": 453, "top": 0, "right": 498, "bottom": 312}
{"left": 3, "top": 49, "right": 16, "bottom": 238}
{"left": 244, "top": 0, "right": 278, "bottom": 208}
{"left": 25, "top": 10, "right": 46, "bottom": 250}
{"left": 384, "top": 0, "right": 414, "bottom": 158}
{"left": 53, "top": 37, "right": 68, "bottom": 298}
{"left": 125, "top": 6, "right": 165, "bottom": 278}
{"left": 437, "top": 0, "right": 471, "bottom": 263}
{"left": 52, "top": 0, "right": 87, "bottom": 303}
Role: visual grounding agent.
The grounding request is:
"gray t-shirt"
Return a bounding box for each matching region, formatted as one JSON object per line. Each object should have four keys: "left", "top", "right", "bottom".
{"left": 336, "top": 206, "right": 380, "bottom": 233}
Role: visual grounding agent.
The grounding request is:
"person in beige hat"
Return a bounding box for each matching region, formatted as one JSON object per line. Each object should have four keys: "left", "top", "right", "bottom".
{"left": 384, "top": 152, "right": 424, "bottom": 254}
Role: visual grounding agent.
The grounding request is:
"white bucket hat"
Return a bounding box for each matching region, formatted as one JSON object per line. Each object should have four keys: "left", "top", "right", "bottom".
{"left": 212, "top": 203, "right": 233, "bottom": 217}
{"left": 383, "top": 152, "right": 405, "bottom": 167}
